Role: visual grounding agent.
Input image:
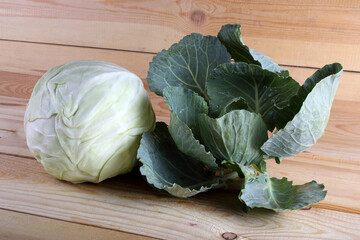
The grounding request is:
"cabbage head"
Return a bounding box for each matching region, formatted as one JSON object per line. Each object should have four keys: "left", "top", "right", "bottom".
{"left": 24, "top": 60, "right": 155, "bottom": 183}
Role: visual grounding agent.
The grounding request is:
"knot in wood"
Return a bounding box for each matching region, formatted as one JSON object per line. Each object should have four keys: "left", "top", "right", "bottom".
{"left": 190, "top": 10, "right": 206, "bottom": 25}
{"left": 222, "top": 232, "right": 238, "bottom": 240}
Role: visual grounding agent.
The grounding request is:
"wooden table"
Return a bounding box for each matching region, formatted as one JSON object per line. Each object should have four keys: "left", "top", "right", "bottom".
{"left": 1, "top": 1, "right": 359, "bottom": 239}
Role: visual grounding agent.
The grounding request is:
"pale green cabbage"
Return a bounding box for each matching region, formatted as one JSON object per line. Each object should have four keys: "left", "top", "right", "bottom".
{"left": 24, "top": 60, "right": 155, "bottom": 183}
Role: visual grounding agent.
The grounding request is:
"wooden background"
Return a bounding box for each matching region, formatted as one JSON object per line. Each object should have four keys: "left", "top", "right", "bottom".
{"left": 1, "top": 0, "right": 360, "bottom": 239}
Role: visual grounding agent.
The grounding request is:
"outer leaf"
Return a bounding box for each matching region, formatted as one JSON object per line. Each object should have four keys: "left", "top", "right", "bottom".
{"left": 164, "top": 87, "right": 217, "bottom": 168}
{"left": 217, "top": 24, "right": 257, "bottom": 64}
{"left": 138, "top": 122, "right": 219, "bottom": 198}
{"left": 198, "top": 110, "right": 268, "bottom": 167}
{"left": 163, "top": 183, "right": 215, "bottom": 198}
{"left": 275, "top": 63, "right": 343, "bottom": 129}
{"left": 261, "top": 63, "right": 343, "bottom": 158}
{"left": 164, "top": 86, "right": 207, "bottom": 138}
{"left": 217, "top": 24, "right": 283, "bottom": 73}
{"left": 147, "top": 33, "right": 231, "bottom": 99}
{"left": 218, "top": 97, "right": 248, "bottom": 117}
{"left": 207, "top": 62, "right": 300, "bottom": 129}
{"left": 240, "top": 173, "right": 327, "bottom": 211}
{"left": 249, "top": 49, "right": 284, "bottom": 73}
{"left": 168, "top": 113, "right": 218, "bottom": 169}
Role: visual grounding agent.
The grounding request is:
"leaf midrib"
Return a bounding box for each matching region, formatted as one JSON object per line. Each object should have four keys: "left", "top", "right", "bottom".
{"left": 266, "top": 175, "right": 281, "bottom": 209}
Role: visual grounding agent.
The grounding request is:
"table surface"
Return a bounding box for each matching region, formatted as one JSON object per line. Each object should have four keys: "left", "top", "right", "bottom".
{"left": 1, "top": 1, "right": 360, "bottom": 239}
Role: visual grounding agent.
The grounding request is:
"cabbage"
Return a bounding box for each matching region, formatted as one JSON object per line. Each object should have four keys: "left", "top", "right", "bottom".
{"left": 24, "top": 60, "right": 155, "bottom": 183}
{"left": 138, "top": 24, "right": 342, "bottom": 211}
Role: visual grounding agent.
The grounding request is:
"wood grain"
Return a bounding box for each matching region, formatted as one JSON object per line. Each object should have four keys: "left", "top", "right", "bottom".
{"left": 1, "top": 94, "right": 359, "bottom": 213}
{"left": 0, "top": 153, "right": 359, "bottom": 240}
{"left": 0, "top": 209, "right": 158, "bottom": 240}
{"left": 0, "top": 40, "right": 359, "bottom": 104}
{"left": 0, "top": 96, "right": 31, "bottom": 157}
{"left": 1, "top": 1, "right": 359, "bottom": 238}
{"left": 1, "top": 1, "right": 360, "bottom": 70}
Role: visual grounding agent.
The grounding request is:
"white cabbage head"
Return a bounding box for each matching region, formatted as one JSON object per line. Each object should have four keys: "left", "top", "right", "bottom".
{"left": 24, "top": 60, "right": 155, "bottom": 183}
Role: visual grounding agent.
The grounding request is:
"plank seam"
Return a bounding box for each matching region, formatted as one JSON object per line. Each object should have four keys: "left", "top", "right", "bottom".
{"left": 0, "top": 38, "right": 359, "bottom": 74}
{"left": 0, "top": 152, "right": 35, "bottom": 160}
{"left": 0, "top": 207, "right": 163, "bottom": 240}
{"left": 0, "top": 38, "right": 156, "bottom": 56}
{"left": 279, "top": 63, "right": 360, "bottom": 74}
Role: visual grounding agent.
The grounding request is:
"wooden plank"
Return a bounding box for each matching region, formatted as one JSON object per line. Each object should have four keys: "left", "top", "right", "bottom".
{"left": 0, "top": 38, "right": 359, "bottom": 214}
{"left": 0, "top": 40, "right": 359, "bottom": 103}
{"left": 1, "top": 1, "right": 360, "bottom": 70}
{"left": 0, "top": 209, "right": 158, "bottom": 240}
{"left": 0, "top": 154, "right": 359, "bottom": 239}
{"left": 0, "top": 96, "right": 31, "bottom": 157}
{"left": 1, "top": 94, "right": 359, "bottom": 213}
{"left": 2, "top": 63, "right": 359, "bottom": 103}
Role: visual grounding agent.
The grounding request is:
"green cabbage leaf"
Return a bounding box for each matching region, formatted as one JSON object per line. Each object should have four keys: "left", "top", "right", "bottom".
{"left": 139, "top": 24, "right": 342, "bottom": 211}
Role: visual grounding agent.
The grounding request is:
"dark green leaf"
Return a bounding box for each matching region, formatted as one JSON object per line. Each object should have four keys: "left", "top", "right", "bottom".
{"left": 147, "top": 33, "right": 231, "bottom": 99}
{"left": 217, "top": 24, "right": 283, "bottom": 73}
{"left": 138, "top": 122, "right": 219, "bottom": 198}
{"left": 168, "top": 113, "right": 218, "bottom": 169}
{"left": 198, "top": 110, "right": 268, "bottom": 167}
{"left": 240, "top": 173, "right": 327, "bottom": 211}
{"left": 261, "top": 63, "right": 343, "bottom": 158}
{"left": 207, "top": 62, "right": 300, "bottom": 130}
{"left": 164, "top": 86, "right": 207, "bottom": 139}
{"left": 217, "top": 24, "right": 258, "bottom": 64}
{"left": 218, "top": 97, "right": 248, "bottom": 117}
